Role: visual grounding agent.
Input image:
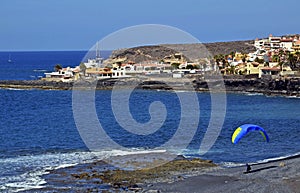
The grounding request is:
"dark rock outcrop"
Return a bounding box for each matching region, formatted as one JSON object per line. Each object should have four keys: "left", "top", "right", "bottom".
{"left": 0, "top": 77, "right": 299, "bottom": 97}
{"left": 222, "top": 77, "right": 300, "bottom": 96}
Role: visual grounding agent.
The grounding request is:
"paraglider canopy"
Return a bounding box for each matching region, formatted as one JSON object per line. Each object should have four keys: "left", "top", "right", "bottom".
{"left": 232, "top": 124, "right": 269, "bottom": 144}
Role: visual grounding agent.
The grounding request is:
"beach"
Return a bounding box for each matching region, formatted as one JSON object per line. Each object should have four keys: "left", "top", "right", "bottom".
{"left": 32, "top": 153, "right": 300, "bottom": 193}
{"left": 146, "top": 156, "right": 300, "bottom": 193}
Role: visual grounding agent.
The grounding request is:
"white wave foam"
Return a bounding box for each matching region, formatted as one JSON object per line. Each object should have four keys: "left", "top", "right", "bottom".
{"left": 0, "top": 148, "right": 168, "bottom": 192}
{"left": 33, "top": 69, "right": 48, "bottom": 72}
{"left": 174, "top": 90, "right": 190, "bottom": 93}
{"left": 256, "top": 152, "right": 300, "bottom": 165}
{"left": 3, "top": 170, "right": 47, "bottom": 193}
{"left": 6, "top": 88, "right": 26, "bottom": 91}
{"left": 265, "top": 94, "right": 300, "bottom": 99}
{"left": 245, "top": 92, "right": 263, "bottom": 96}
{"left": 218, "top": 152, "right": 300, "bottom": 168}
{"left": 285, "top": 95, "right": 300, "bottom": 99}
{"left": 53, "top": 163, "right": 78, "bottom": 170}
{"left": 106, "top": 148, "right": 166, "bottom": 156}
{"left": 0, "top": 151, "right": 101, "bottom": 192}
{"left": 219, "top": 161, "right": 245, "bottom": 168}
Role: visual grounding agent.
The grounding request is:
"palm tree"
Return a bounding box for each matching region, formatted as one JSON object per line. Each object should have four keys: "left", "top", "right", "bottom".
{"left": 79, "top": 62, "right": 87, "bottom": 76}
{"left": 222, "top": 58, "right": 227, "bottom": 69}
{"left": 295, "top": 51, "right": 300, "bottom": 63}
{"left": 171, "top": 63, "right": 180, "bottom": 69}
{"left": 213, "top": 55, "right": 221, "bottom": 67}
{"left": 294, "top": 52, "right": 300, "bottom": 70}
{"left": 272, "top": 55, "right": 280, "bottom": 63}
{"left": 278, "top": 49, "right": 284, "bottom": 57}
{"left": 186, "top": 64, "right": 194, "bottom": 70}
{"left": 214, "top": 54, "right": 226, "bottom": 69}
{"left": 287, "top": 53, "right": 297, "bottom": 70}
{"left": 228, "top": 66, "right": 236, "bottom": 74}
{"left": 54, "top": 64, "right": 62, "bottom": 72}
{"left": 229, "top": 51, "right": 235, "bottom": 60}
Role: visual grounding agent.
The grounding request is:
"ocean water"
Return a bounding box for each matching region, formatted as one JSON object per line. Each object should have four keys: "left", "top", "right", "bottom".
{"left": 0, "top": 51, "right": 111, "bottom": 80}
{"left": 0, "top": 51, "right": 299, "bottom": 192}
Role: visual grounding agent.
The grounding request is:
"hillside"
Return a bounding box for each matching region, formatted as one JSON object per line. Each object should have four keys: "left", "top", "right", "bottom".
{"left": 106, "top": 40, "right": 256, "bottom": 63}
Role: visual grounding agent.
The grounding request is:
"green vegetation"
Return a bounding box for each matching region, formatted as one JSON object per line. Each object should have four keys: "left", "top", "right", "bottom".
{"left": 287, "top": 51, "right": 300, "bottom": 70}
{"left": 186, "top": 64, "right": 195, "bottom": 70}
{"left": 54, "top": 64, "right": 62, "bottom": 72}
{"left": 171, "top": 63, "right": 180, "bottom": 69}
{"left": 79, "top": 62, "right": 87, "bottom": 75}
{"left": 254, "top": 57, "right": 264, "bottom": 64}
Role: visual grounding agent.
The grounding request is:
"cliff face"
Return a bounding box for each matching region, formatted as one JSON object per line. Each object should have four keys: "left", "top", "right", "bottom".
{"left": 107, "top": 40, "right": 256, "bottom": 63}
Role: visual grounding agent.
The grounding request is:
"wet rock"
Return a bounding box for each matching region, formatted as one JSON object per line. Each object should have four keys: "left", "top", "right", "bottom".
{"left": 0, "top": 76, "right": 299, "bottom": 97}
{"left": 144, "top": 190, "right": 160, "bottom": 193}
{"left": 128, "top": 184, "right": 142, "bottom": 192}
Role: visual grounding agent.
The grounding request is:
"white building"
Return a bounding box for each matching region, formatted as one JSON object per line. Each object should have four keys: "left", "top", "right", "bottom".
{"left": 254, "top": 38, "right": 269, "bottom": 50}
{"left": 280, "top": 38, "right": 294, "bottom": 51}
{"left": 254, "top": 34, "right": 292, "bottom": 51}
{"left": 268, "top": 34, "right": 281, "bottom": 50}
{"left": 44, "top": 67, "right": 80, "bottom": 81}
{"left": 84, "top": 57, "right": 104, "bottom": 68}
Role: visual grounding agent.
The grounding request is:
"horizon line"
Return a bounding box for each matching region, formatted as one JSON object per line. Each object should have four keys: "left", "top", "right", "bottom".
{"left": 0, "top": 33, "right": 299, "bottom": 52}
{"left": 0, "top": 40, "right": 254, "bottom": 52}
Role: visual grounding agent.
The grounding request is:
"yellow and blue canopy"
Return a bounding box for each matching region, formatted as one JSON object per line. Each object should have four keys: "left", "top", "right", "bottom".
{"left": 232, "top": 124, "right": 269, "bottom": 144}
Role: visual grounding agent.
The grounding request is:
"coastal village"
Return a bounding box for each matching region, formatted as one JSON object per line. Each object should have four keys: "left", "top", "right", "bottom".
{"left": 44, "top": 34, "right": 300, "bottom": 82}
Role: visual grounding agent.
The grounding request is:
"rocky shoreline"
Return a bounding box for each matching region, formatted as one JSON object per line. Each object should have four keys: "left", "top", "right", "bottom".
{"left": 0, "top": 76, "right": 299, "bottom": 97}
{"left": 24, "top": 153, "right": 300, "bottom": 192}
{"left": 223, "top": 76, "right": 300, "bottom": 96}
{"left": 33, "top": 155, "right": 217, "bottom": 192}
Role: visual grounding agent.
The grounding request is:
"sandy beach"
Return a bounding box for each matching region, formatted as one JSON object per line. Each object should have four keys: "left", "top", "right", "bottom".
{"left": 146, "top": 158, "right": 300, "bottom": 192}
{"left": 32, "top": 153, "right": 300, "bottom": 193}
{"left": 145, "top": 156, "right": 300, "bottom": 193}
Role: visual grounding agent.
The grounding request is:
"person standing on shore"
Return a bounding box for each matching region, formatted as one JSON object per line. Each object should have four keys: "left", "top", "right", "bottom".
{"left": 246, "top": 163, "right": 251, "bottom": 173}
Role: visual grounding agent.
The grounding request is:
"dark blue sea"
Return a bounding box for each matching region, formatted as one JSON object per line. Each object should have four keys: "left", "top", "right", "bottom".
{"left": 0, "top": 51, "right": 299, "bottom": 191}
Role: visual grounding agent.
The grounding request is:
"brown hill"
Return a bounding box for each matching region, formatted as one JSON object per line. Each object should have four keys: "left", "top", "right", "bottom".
{"left": 107, "top": 40, "right": 256, "bottom": 63}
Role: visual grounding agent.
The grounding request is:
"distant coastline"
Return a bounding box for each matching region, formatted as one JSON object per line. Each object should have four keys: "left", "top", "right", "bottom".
{"left": 0, "top": 75, "right": 299, "bottom": 97}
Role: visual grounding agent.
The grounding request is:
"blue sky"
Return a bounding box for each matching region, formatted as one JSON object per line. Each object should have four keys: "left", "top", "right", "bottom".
{"left": 1, "top": 0, "right": 299, "bottom": 51}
